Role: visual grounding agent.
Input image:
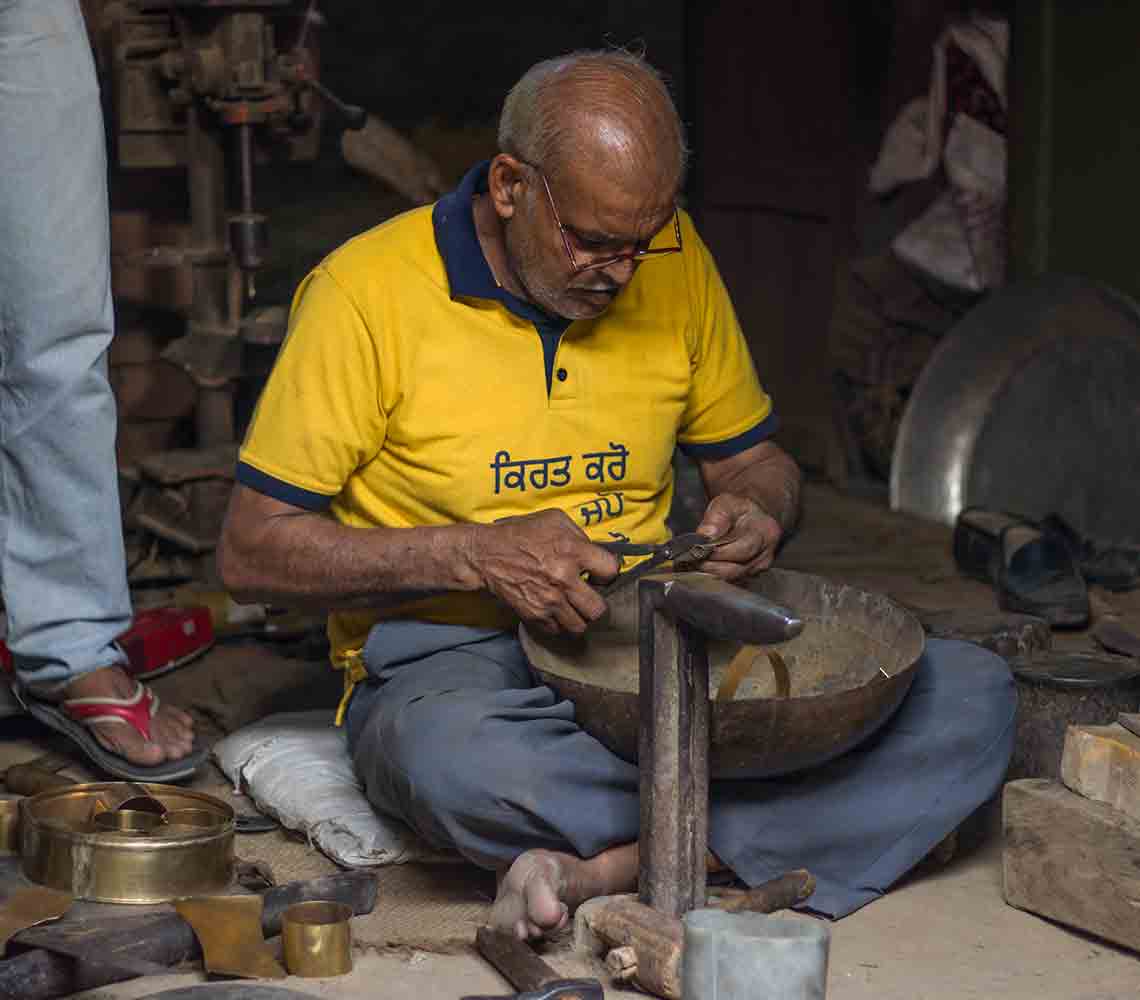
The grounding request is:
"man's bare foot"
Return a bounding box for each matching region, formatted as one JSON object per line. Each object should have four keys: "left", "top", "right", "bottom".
{"left": 489, "top": 843, "right": 640, "bottom": 941}
{"left": 58, "top": 666, "right": 196, "bottom": 768}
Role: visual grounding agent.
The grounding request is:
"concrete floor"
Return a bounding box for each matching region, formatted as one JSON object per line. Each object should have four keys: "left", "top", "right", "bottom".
{"left": 71, "top": 835, "right": 1140, "bottom": 999}
{"left": 7, "top": 483, "right": 1140, "bottom": 997}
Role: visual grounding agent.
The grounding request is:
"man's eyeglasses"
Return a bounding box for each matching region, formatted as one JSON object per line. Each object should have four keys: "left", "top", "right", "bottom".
{"left": 520, "top": 161, "right": 683, "bottom": 274}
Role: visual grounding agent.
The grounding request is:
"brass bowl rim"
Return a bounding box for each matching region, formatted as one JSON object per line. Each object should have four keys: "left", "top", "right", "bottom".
{"left": 92, "top": 808, "right": 166, "bottom": 834}
{"left": 283, "top": 900, "right": 353, "bottom": 927}
{"left": 23, "top": 782, "right": 235, "bottom": 844}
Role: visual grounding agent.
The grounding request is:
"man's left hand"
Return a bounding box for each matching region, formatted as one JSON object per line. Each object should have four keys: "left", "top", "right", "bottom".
{"left": 692, "top": 493, "right": 783, "bottom": 581}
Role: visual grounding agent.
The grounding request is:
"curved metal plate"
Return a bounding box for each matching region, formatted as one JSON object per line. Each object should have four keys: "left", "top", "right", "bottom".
{"left": 891, "top": 274, "right": 1140, "bottom": 543}
{"left": 520, "top": 569, "right": 924, "bottom": 779}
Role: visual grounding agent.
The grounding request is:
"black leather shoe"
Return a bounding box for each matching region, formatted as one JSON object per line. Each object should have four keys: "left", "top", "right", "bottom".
{"left": 1040, "top": 513, "right": 1140, "bottom": 592}
{"left": 954, "top": 508, "right": 1089, "bottom": 628}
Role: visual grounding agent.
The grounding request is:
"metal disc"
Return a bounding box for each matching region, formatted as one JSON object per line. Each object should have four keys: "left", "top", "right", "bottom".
{"left": 891, "top": 274, "right": 1140, "bottom": 544}
{"left": 1009, "top": 652, "right": 1140, "bottom": 690}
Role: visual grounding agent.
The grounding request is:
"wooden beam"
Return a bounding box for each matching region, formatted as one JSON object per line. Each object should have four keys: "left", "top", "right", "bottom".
{"left": 1003, "top": 779, "right": 1140, "bottom": 954}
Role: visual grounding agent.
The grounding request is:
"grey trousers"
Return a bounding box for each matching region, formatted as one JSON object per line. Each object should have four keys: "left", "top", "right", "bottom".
{"left": 346, "top": 622, "right": 1016, "bottom": 918}
{"left": 0, "top": 0, "right": 131, "bottom": 688}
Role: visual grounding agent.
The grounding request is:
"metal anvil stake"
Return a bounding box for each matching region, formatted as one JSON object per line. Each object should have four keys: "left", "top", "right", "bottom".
{"left": 635, "top": 574, "right": 803, "bottom": 917}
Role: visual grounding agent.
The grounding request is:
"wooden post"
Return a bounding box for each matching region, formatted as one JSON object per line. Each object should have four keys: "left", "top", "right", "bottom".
{"left": 637, "top": 579, "right": 710, "bottom": 917}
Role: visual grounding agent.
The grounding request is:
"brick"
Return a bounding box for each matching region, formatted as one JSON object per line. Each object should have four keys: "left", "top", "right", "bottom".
{"left": 1061, "top": 722, "right": 1140, "bottom": 822}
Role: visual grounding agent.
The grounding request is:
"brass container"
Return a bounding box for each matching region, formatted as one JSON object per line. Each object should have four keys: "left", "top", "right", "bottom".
{"left": 92, "top": 809, "right": 165, "bottom": 834}
{"left": 21, "top": 782, "right": 234, "bottom": 903}
{"left": 282, "top": 901, "right": 353, "bottom": 977}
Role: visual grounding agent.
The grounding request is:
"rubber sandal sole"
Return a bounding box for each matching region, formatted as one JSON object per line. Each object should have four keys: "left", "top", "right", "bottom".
{"left": 22, "top": 697, "right": 208, "bottom": 783}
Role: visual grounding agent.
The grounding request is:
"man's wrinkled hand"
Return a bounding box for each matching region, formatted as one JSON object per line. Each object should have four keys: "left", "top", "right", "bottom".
{"left": 693, "top": 493, "right": 783, "bottom": 581}
{"left": 468, "top": 509, "right": 621, "bottom": 634}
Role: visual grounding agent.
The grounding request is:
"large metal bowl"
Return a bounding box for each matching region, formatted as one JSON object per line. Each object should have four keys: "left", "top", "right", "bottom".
{"left": 891, "top": 274, "right": 1140, "bottom": 542}
{"left": 521, "top": 569, "right": 924, "bottom": 779}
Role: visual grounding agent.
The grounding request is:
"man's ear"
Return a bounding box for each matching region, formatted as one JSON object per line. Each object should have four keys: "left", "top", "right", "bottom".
{"left": 487, "top": 154, "right": 527, "bottom": 221}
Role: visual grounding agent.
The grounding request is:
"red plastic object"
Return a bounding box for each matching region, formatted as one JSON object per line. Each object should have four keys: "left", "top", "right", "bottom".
{"left": 0, "top": 606, "right": 213, "bottom": 680}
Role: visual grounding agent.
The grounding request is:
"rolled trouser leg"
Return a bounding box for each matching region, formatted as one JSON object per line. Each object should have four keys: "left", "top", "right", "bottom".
{"left": 0, "top": 0, "right": 130, "bottom": 690}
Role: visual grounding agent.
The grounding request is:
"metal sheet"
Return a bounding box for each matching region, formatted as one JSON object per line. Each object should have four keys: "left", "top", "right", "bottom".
{"left": 0, "top": 886, "right": 72, "bottom": 954}
{"left": 891, "top": 274, "right": 1140, "bottom": 543}
{"left": 175, "top": 895, "right": 285, "bottom": 980}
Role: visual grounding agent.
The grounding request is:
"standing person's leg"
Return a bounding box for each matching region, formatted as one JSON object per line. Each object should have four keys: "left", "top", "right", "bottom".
{"left": 0, "top": 0, "right": 199, "bottom": 777}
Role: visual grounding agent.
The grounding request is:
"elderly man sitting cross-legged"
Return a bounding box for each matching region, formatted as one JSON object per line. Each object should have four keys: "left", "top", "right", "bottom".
{"left": 218, "top": 50, "right": 1016, "bottom": 940}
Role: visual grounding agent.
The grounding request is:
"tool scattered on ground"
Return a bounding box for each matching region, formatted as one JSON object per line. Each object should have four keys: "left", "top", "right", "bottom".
{"left": 0, "top": 871, "right": 377, "bottom": 1000}
{"left": 473, "top": 926, "right": 602, "bottom": 1000}
{"left": 574, "top": 871, "right": 817, "bottom": 999}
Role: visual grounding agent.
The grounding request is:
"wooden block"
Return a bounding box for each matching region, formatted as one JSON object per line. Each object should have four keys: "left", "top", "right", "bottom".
{"left": 1061, "top": 723, "right": 1140, "bottom": 822}
{"left": 1003, "top": 778, "right": 1140, "bottom": 953}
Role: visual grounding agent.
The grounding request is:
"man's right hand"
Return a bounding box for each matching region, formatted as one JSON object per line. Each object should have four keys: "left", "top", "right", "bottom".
{"left": 466, "top": 509, "right": 621, "bottom": 634}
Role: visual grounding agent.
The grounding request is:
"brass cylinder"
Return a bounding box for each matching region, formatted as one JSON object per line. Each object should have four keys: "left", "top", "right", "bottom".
{"left": 21, "top": 782, "right": 234, "bottom": 903}
{"left": 282, "top": 901, "right": 353, "bottom": 978}
{"left": 163, "top": 808, "right": 225, "bottom": 834}
{"left": 93, "top": 809, "right": 164, "bottom": 834}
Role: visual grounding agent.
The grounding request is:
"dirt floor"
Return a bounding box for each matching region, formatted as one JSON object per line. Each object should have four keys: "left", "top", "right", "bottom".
{"left": 5, "top": 481, "right": 1140, "bottom": 997}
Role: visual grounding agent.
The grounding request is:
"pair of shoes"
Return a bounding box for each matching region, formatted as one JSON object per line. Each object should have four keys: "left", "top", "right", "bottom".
{"left": 1038, "top": 513, "right": 1140, "bottom": 592}
{"left": 16, "top": 678, "right": 208, "bottom": 783}
{"left": 954, "top": 508, "right": 1089, "bottom": 628}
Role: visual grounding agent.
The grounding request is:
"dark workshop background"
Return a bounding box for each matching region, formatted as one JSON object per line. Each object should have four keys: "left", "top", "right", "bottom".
{"left": 105, "top": 0, "right": 1140, "bottom": 475}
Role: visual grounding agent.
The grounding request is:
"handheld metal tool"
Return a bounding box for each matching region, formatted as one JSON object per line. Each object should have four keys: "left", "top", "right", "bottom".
{"left": 598, "top": 532, "right": 728, "bottom": 596}
{"left": 472, "top": 927, "right": 602, "bottom": 1000}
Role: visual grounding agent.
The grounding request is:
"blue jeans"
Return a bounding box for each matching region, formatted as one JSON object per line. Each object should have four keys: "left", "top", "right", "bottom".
{"left": 0, "top": 0, "right": 130, "bottom": 690}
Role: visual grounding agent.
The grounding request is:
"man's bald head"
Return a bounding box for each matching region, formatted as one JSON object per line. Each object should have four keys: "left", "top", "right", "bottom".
{"left": 498, "top": 51, "right": 687, "bottom": 191}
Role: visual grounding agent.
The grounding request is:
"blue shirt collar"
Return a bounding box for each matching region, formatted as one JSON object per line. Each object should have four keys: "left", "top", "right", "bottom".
{"left": 432, "top": 160, "right": 569, "bottom": 331}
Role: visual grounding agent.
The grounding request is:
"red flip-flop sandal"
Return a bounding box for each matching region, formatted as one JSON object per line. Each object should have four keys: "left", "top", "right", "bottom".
{"left": 20, "top": 680, "right": 208, "bottom": 783}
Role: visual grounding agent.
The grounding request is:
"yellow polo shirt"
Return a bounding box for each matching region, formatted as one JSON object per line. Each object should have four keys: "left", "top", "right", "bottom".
{"left": 238, "top": 162, "right": 776, "bottom": 716}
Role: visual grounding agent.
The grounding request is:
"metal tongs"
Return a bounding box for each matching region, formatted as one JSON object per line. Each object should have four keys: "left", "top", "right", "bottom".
{"left": 597, "top": 531, "right": 730, "bottom": 597}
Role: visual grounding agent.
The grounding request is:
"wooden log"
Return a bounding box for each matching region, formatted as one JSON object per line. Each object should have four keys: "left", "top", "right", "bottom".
{"left": 1061, "top": 723, "right": 1140, "bottom": 822}
{"left": 708, "top": 868, "right": 816, "bottom": 914}
{"left": 0, "top": 871, "right": 377, "bottom": 1000}
{"left": 591, "top": 898, "right": 683, "bottom": 1000}
{"left": 1003, "top": 778, "right": 1140, "bottom": 953}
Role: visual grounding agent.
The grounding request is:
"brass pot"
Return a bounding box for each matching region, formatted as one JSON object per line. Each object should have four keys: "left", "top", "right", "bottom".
{"left": 21, "top": 782, "right": 234, "bottom": 903}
